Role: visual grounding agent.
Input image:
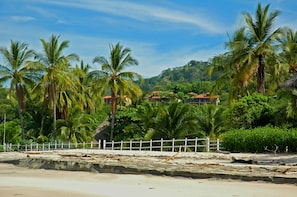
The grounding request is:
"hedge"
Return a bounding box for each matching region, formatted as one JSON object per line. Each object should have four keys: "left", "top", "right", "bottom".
{"left": 221, "top": 127, "right": 297, "bottom": 153}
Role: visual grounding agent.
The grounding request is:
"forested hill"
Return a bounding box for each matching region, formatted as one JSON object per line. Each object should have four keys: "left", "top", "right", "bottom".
{"left": 139, "top": 60, "right": 214, "bottom": 91}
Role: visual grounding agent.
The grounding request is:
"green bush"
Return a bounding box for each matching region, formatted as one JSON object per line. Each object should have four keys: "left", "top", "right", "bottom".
{"left": 221, "top": 127, "right": 297, "bottom": 153}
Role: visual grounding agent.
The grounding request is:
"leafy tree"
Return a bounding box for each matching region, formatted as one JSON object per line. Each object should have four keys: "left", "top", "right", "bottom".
{"left": 278, "top": 28, "right": 297, "bottom": 73}
{"left": 33, "top": 35, "right": 79, "bottom": 141}
{"left": 92, "top": 43, "right": 143, "bottom": 140}
{"left": 196, "top": 104, "right": 224, "bottom": 139}
{"left": 145, "top": 102, "right": 200, "bottom": 140}
{"left": 72, "top": 61, "right": 98, "bottom": 113}
{"left": 223, "top": 94, "right": 274, "bottom": 129}
{"left": 56, "top": 107, "right": 97, "bottom": 143}
{"left": 0, "top": 41, "right": 37, "bottom": 142}
{"left": 0, "top": 119, "right": 21, "bottom": 144}
{"left": 244, "top": 3, "right": 283, "bottom": 94}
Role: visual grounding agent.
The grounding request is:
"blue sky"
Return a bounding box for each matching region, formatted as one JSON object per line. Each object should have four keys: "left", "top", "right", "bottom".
{"left": 1, "top": 0, "right": 297, "bottom": 78}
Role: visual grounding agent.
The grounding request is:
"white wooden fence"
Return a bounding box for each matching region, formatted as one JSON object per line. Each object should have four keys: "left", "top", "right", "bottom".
{"left": 0, "top": 137, "right": 221, "bottom": 153}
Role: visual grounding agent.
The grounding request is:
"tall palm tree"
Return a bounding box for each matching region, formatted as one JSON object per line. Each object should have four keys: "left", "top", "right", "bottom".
{"left": 0, "top": 40, "right": 37, "bottom": 142}
{"left": 92, "top": 43, "right": 143, "bottom": 140}
{"left": 244, "top": 3, "right": 283, "bottom": 94}
{"left": 33, "top": 35, "right": 79, "bottom": 141}
{"left": 210, "top": 28, "right": 256, "bottom": 103}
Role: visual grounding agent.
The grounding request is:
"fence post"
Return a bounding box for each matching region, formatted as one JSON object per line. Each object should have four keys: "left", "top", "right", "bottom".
{"left": 103, "top": 140, "right": 106, "bottom": 150}
{"left": 25, "top": 144, "right": 27, "bottom": 152}
{"left": 98, "top": 140, "right": 101, "bottom": 149}
{"left": 36, "top": 143, "right": 38, "bottom": 151}
{"left": 216, "top": 139, "right": 220, "bottom": 151}
{"left": 194, "top": 137, "right": 198, "bottom": 152}
{"left": 83, "top": 142, "right": 85, "bottom": 149}
{"left": 206, "top": 138, "right": 210, "bottom": 152}
{"left": 42, "top": 143, "right": 45, "bottom": 151}
{"left": 150, "top": 139, "right": 153, "bottom": 151}
{"left": 160, "top": 138, "right": 163, "bottom": 152}
{"left": 129, "top": 140, "right": 132, "bottom": 151}
{"left": 61, "top": 142, "right": 63, "bottom": 149}
{"left": 172, "top": 138, "right": 175, "bottom": 152}
{"left": 48, "top": 142, "right": 50, "bottom": 151}
{"left": 184, "top": 138, "right": 187, "bottom": 152}
{"left": 17, "top": 143, "right": 20, "bottom": 152}
{"left": 120, "top": 140, "right": 123, "bottom": 151}
{"left": 112, "top": 141, "right": 114, "bottom": 150}
{"left": 30, "top": 143, "right": 33, "bottom": 151}
{"left": 139, "top": 140, "right": 142, "bottom": 151}
{"left": 69, "top": 142, "right": 71, "bottom": 149}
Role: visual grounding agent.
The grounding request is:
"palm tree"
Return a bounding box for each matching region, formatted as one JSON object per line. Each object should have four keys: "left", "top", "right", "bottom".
{"left": 56, "top": 106, "right": 96, "bottom": 143}
{"left": 145, "top": 102, "right": 200, "bottom": 140}
{"left": 72, "top": 61, "right": 97, "bottom": 113}
{"left": 278, "top": 28, "right": 297, "bottom": 73}
{"left": 196, "top": 104, "right": 223, "bottom": 139}
{"left": 210, "top": 28, "right": 255, "bottom": 103}
{"left": 244, "top": 3, "right": 283, "bottom": 94}
{"left": 0, "top": 40, "right": 37, "bottom": 142}
{"left": 33, "top": 35, "right": 79, "bottom": 141}
{"left": 92, "top": 42, "right": 143, "bottom": 140}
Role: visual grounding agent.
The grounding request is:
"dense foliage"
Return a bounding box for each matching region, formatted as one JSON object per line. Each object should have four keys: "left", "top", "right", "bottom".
{"left": 1, "top": 3, "right": 297, "bottom": 154}
{"left": 221, "top": 127, "right": 297, "bottom": 153}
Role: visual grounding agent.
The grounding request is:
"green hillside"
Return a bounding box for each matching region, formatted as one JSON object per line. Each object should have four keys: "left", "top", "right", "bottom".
{"left": 139, "top": 60, "right": 215, "bottom": 92}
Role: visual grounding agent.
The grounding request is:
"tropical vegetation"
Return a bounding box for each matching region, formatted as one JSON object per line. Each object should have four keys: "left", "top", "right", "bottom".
{"left": 1, "top": 3, "right": 297, "bottom": 153}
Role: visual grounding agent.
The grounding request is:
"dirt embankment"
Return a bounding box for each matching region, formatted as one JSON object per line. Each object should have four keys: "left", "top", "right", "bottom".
{"left": 0, "top": 150, "right": 297, "bottom": 184}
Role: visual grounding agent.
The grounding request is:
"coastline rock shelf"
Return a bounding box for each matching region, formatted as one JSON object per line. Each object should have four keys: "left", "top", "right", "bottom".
{"left": 0, "top": 150, "right": 296, "bottom": 184}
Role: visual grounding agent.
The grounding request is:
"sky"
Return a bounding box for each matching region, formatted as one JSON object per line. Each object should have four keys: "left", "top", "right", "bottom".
{"left": 1, "top": 0, "right": 297, "bottom": 78}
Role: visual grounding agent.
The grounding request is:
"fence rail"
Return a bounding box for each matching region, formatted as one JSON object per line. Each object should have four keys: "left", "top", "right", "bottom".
{"left": 0, "top": 138, "right": 221, "bottom": 153}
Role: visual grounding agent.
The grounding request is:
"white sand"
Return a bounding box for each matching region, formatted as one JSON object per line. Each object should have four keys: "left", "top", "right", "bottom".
{"left": 0, "top": 163, "right": 297, "bottom": 197}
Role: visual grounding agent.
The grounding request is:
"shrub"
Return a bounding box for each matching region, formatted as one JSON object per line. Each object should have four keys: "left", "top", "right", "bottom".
{"left": 221, "top": 127, "right": 297, "bottom": 153}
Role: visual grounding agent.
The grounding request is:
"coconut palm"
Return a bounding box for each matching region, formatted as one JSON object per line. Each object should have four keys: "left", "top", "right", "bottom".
{"left": 196, "top": 104, "right": 224, "bottom": 139}
{"left": 33, "top": 35, "right": 79, "bottom": 141}
{"left": 92, "top": 42, "right": 143, "bottom": 140}
{"left": 56, "top": 106, "right": 96, "bottom": 143}
{"left": 244, "top": 3, "right": 283, "bottom": 94}
{"left": 145, "top": 102, "right": 200, "bottom": 140}
{"left": 278, "top": 28, "right": 297, "bottom": 73}
{"left": 210, "top": 28, "right": 255, "bottom": 103}
{"left": 72, "top": 61, "right": 97, "bottom": 113}
{"left": 0, "top": 40, "right": 37, "bottom": 142}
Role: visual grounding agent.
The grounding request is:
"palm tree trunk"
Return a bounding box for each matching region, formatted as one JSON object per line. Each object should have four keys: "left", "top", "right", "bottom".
{"left": 53, "top": 102, "right": 57, "bottom": 141}
{"left": 17, "top": 100, "right": 25, "bottom": 142}
{"left": 257, "top": 54, "right": 265, "bottom": 94}
{"left": 110, "top": 92, "right": 117, "bottom": 141}
{"left": 16, "top": 85, "right": 25, "bottom": 142}
{"left": 110, "top": 114, "right": 115, "bottom": 141}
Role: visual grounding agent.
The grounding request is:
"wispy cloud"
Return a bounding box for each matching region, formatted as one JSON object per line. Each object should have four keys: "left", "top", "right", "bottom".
{"left": 31, "top": 0, "right": 227, "bottom": 34}
{"left": 11, "top": 16, "right": 36, "bottom": 22}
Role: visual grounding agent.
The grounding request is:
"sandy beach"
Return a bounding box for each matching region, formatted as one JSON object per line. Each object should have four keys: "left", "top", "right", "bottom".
{"left": 0, "top": 150, "right": 297, "bottom": 196}
{"left": 1, "top": 163, "right": 297, "bottom": 197}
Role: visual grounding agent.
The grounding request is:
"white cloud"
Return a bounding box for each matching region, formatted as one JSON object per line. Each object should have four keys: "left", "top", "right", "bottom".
{"left": 29, "top": 0, "right": 227, "bottom": 34}
{"left": 11, "top": 16, "right": 36, "bottom": 22}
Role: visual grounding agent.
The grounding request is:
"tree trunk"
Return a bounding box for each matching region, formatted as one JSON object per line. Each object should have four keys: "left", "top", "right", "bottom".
{"left": 257, "top": 54, "right": 265, "bottom": 94}
{"left": 110, "top": 114, "right": 115, "bottom": 141}
{"left": 16, "top": 85, "right": 25, "bottom": 143}
{"left": 53, "top": 102, "right": 57, "bottom": 141}
{"left": 110, "top": 92, "right": 118, "bottom": 141}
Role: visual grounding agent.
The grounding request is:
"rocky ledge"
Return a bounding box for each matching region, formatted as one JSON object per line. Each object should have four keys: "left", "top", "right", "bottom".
{"left": 0, "top": 150, "right": 296, "bottom": 184}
